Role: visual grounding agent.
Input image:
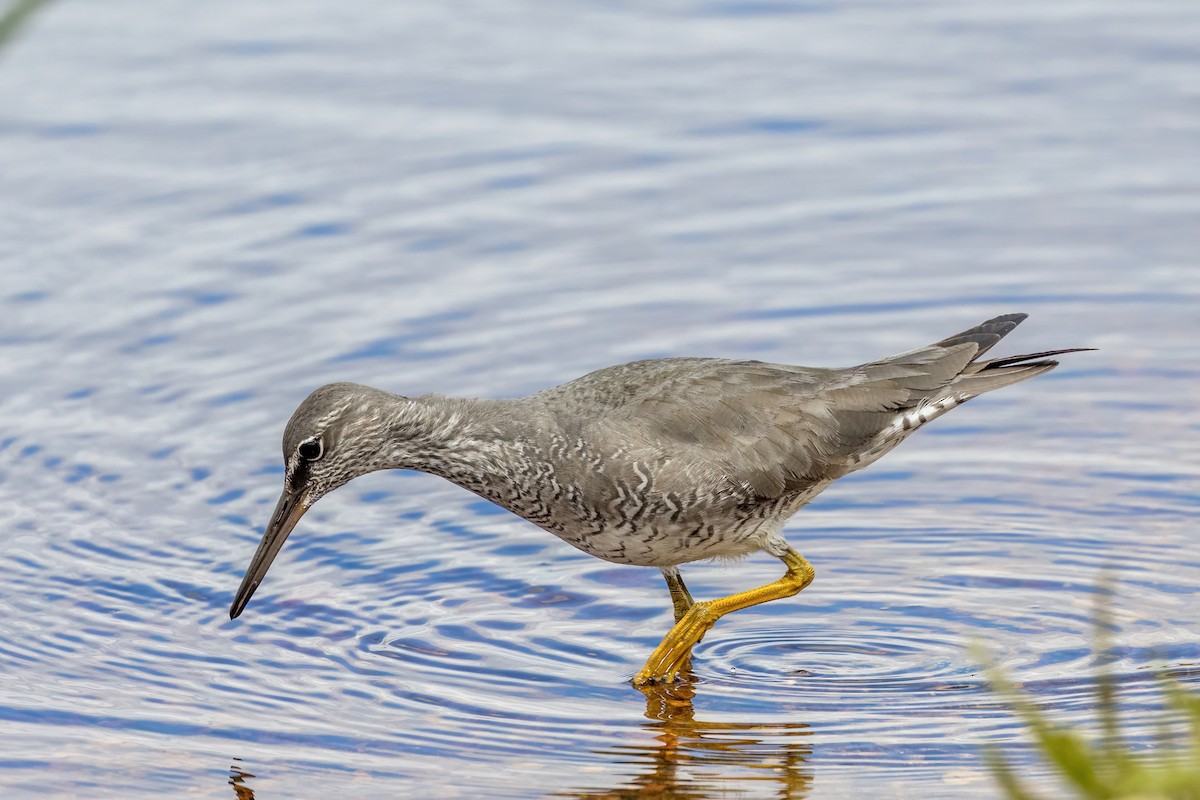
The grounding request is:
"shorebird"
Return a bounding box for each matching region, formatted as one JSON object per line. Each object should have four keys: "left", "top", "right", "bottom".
{"left": 229, "top": 313, "right": 1086, "bottom": 685}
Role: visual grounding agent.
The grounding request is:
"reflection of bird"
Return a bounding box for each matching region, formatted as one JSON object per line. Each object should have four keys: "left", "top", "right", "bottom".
{"left": 230, "top": 313, "right": 1087, "bottom": 684}
{"left": 558, "top": 682, "right": 814, "bottom": 800}
{"left": 228, "top": 760, "right": 255, "bottom": 800}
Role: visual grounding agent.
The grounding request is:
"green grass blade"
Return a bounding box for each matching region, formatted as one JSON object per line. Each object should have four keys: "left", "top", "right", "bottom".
{"left": 985, "top": 746, "right": 1044, "bottom": 800}
{"left": 980, "top": 580, "right": 1200, "bottom": 800}
{"left": 0, "top": 0, "right": 51, "bottom": 52}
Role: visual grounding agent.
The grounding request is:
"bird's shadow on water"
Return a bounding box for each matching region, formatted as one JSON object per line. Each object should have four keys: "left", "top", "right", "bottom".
{"left": 550, "top": 678, "right": 815, "bottom": 799}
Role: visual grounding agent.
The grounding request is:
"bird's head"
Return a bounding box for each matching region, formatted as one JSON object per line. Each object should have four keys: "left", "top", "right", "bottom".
{"left": 229, "top": 382, "right": 404, "bottom": 620}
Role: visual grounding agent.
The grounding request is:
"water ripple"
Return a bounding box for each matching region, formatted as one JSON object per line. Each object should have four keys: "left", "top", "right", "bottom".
{"left": 1, "top": 0, "right": 1198, "bottom": 796}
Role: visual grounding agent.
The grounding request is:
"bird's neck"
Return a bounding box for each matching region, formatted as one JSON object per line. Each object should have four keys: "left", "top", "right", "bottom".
{"left": 381, "top": 394, "right": 527, "bottom": 487}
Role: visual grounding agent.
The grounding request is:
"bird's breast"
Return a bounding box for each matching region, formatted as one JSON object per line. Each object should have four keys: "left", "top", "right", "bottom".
{"left": 433, "top": 434, "right": 822, "bottom": 566}
{"left": 453, "top": 457, "right": 801, "bottom": 567}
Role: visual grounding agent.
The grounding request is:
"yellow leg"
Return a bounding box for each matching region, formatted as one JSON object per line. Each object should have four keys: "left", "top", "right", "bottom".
{"left": 662, "top": 567, "right": 694, "bottom": 624}
{"left": 633, "top": 547, "right": 815, "bottom": 686}
{"left": 660, "top": 567, "right": 696, "bottom": 679}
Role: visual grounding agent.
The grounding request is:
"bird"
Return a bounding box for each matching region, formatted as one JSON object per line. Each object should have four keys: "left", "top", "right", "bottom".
{"left": 229, "top": 313, "right": 1088, "bottom": 685}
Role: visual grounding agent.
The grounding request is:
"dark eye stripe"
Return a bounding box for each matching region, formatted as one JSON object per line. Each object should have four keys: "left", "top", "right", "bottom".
{"left": 298, "top": 439, "right": 323, "bottom": 460}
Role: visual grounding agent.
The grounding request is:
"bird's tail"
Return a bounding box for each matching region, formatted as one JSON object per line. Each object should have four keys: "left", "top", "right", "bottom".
{"left": 835, "top": 313, "right": 1092, "bottom": 469}
{"left": 937, "top": 313, "right": 1094, "bottom": 396}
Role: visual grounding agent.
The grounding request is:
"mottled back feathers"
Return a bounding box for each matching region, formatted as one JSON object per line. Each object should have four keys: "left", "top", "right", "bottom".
{"left": 530, "top": 313, "right": 1080, "bottom": 501}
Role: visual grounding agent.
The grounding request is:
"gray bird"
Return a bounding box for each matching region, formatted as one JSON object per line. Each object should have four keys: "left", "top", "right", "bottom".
{"left": 230, "top": 313, "right": 1087, "bottom": 684}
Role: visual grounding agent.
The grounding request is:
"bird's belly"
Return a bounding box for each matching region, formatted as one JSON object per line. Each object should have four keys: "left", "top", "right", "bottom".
{"left": 541, "top": 513, "right": 773, "bottom": 567}
{"left": 465, "top": 459, "right": 823, "bottom": 567}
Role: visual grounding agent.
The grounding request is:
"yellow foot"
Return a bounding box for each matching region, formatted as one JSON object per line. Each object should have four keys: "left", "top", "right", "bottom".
{"left": 632, "top": 601, "right": 717, "bottom": 686}
{"left": 631, "top": 547, "right": 815, "bottom": 686}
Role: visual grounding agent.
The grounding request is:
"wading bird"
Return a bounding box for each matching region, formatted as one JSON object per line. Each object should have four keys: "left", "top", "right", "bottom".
{"left": 230, "top": 313, "right": 1086, "bottom": 685}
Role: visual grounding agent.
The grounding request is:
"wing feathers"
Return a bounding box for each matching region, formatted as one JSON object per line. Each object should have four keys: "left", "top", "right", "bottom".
{"left": 572, "top": 314, "right": 1086, "bottom": 502}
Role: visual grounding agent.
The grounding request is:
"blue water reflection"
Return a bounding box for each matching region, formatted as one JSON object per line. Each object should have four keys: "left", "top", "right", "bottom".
{"left": 1, "top": 0, "right": 1198, "bottom": 798}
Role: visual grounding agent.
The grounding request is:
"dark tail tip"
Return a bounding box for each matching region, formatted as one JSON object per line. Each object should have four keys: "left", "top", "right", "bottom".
{"left": 934, "top": 313, "right": 1030, "bottom": 358}
{"left": 980, "top": 347, "right": 1097, "bottom": 371}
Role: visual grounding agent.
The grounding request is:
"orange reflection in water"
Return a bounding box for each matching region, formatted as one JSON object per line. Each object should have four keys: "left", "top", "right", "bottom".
{"left": 553, "top": 679, "right": 814, "bottom": 799}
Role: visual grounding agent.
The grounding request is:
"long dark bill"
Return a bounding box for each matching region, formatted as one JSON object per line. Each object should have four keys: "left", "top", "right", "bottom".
{"left": 229, "top": 489, "right": 309, "bottom": 619}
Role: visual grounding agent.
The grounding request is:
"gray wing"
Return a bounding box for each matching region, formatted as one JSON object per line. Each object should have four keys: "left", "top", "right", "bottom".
{"left": 558, "top": 313, "right": 1076, "bottom": 500}
{"left": 598, "top": 352, "right": 973, "bottom": 499}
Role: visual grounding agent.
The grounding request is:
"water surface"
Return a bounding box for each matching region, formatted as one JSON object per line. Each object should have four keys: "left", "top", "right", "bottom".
{"left": 1, "top": 1, "right": 1198, "bottom": 797}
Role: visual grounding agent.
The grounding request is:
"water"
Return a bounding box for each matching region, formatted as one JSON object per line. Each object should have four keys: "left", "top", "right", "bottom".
{"left": 1, "top": 0, "right": 1198, "bottom": 797}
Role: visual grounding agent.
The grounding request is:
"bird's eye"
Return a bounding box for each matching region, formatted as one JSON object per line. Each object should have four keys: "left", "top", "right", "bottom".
{"left": 297, "top": 439, "right": 323, "bottom": 461}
